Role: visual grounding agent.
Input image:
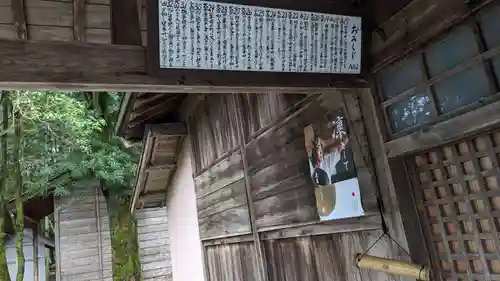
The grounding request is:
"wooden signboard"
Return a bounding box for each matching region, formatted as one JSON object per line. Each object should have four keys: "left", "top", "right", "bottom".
{"left": 147, "top": 0, "right": 364, "bottom": 87}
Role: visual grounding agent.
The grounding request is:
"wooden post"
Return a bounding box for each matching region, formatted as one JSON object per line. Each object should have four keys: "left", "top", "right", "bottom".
{"left": 95, "top": 187, "right": 104, "bottom": 281}
{"left": 54, "top": 197, "right": 61, "bottom": 281}
{"left": 235, "top": 94, "right": 268, "bottom": 281}
{"left": 33, "top": 225, "right": 39, "bottom": 281}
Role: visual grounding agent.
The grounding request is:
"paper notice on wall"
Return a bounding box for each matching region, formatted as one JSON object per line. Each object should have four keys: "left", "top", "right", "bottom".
{"left": 158, "top": 0, "right": 362, "bottom": 74}
{"left": 304, "top": 109, "right": 365, "bottom": 221}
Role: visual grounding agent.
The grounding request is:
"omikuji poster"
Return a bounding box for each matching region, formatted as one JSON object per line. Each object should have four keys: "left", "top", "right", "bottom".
{"left": 304, "top": 110, "right": 365, "bottom": 221}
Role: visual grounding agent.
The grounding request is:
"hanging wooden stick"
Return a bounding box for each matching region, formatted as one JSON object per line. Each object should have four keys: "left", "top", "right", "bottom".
{"left": 356, "top": 254, "right": 430, "bottom": 281}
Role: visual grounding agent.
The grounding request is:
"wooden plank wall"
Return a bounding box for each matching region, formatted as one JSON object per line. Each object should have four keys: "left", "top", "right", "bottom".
{"left": 136, "top": 207, "right": 172, "bottom": 281}
{"left": 55, "top": 186, "right": 112, "bottom": 281}
{"left": 205, "top": 241, "right": 262, "bottom": 281}
{"left": 0, "top": 0, "right": 147, "bottom": 44}
{"left": 186, "top": 92, "right": 411, "bottom": 281}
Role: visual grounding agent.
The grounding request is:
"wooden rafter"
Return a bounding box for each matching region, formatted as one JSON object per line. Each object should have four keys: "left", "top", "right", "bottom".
{"left": 127, "top": 96, "right": 183, "bottom": 128}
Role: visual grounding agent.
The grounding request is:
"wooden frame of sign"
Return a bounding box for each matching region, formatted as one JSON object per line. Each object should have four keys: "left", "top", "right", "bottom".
{"left": 147, "top": 0, "right": 368, "bottom": 88}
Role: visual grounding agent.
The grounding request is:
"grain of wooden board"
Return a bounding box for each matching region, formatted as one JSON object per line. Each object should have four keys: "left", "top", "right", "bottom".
{"left": 137, "top": 223, "right": 168, "bottom": 234}
{"left": 138, "top": 232, "right": 169, "bottom": 243}
{"left": 197, "top": 178, "right": 247, "bottom": 219}
{"left": 261, "top": 231, "right": 409, "bottom": 281}
{"left": 136, "top": 216, "right": 167, "bottom": 227}
{"left": 138, "top": 238, "right": 169, "bottom": 249}
{"left": 372, "top": 0, "right": 473, "bottom": 68}
{"left": 260, "top": 214, "right": 382, "bottom": 239}
{"left": 205, "top": 243, "right": 261, "bottom": 281}
{"left": 0, "top": 24, "right": 16, "bottom": 39}
{"left": 140, "top": 252, "right": 170, "bottom": 264}
{"left": 0, "top": 6, "right": 12, "bottom": 24}
{"left": 254, "top": 186, "right": 317, "bottom": 228}
{"left": 198, "top": 205, "right": 251, "bottom": 239}
{"left": 195, "top": 150, "right": 244, "bottom": 198}
{"left": 25, "top": 0, "right": 73, "bottom": 26}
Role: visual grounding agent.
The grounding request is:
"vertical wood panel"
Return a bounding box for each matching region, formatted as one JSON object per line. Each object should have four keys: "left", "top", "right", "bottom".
{"left": 11, "top": 0, "right": 26, "bottom": 39}
{"left": 55, "top": 186, "right": 111, "bottom": 281}
{"left": 136, "top": 207, "right": 172, "bottom": 281}
{"left": 262, "top": 232, "right": 408, "bottom": 281}
{"left": 73, "top": 0, "right": 85, "bottom": 41}
{"left": 204, "top": 242, "right": 261, "bottom": 281}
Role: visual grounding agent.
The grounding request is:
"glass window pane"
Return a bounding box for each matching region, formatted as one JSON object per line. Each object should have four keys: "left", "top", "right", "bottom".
{"left": 388, "top": 92, "right": 433, "bottom": 132}
{"left": 479, "top": 4, "right": 500, "bottom": 49}
{"left": 377, "top": 56, "right": 424, "bottom": 99}
{"left": 434, "top": 66, "right": 492, "bottom": 113}
{"left": 425, "top": 25, "right": 479, "bottom": 77}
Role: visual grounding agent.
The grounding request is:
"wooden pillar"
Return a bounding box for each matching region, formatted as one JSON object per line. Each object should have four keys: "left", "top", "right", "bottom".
{"left": 54, "top": 197, "right": 61, "bottom": 281}
{"left": 95, "top": 187, "right": 104, "bottom": 281}
{"left": 235, "top": 94, "right": 268, "bottom": 281}
{"left": 33, "top": 224, "right": 39, "bottom": 281}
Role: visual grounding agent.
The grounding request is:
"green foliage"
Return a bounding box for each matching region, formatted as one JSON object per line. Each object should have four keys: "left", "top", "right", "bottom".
{"left": 0, "top": 91, "right": 142, "bottom": 281}
{"left": 0, "top": 91, "right": 137, "bottom": 199}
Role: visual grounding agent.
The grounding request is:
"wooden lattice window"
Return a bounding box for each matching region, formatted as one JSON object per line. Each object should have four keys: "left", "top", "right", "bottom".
{"left": 407, "top": 130, "right": 500, "bottom": 281}
{"left": 375, "top": 3, "right": 500, "bottom": 138}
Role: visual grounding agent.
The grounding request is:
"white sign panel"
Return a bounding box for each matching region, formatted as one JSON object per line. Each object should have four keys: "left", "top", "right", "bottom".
{"left": 159, "top": 0, "right": 362, "bottom": 74}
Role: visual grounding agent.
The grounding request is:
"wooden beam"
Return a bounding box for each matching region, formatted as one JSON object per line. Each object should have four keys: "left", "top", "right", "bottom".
{"left": 385, "top": 98, "right": 500, "bottom": 158}
{"left": 94, "top": 187, "right": 104, "bottom": 281}
{"left": 130, "top": 129, "right": 154, "bottom": 212}
{"left": 0, "top": 39, "right": 365, "bottom": 93}
{"left": 54, "top": 197, "right": 61, "bottom": 281}
{"left": 111, "top": 0, "right": 142, "bottom": 45}
{"left": 148, "top": 123, "right": 187, "bottom": 137}
{"left": 179, "top": 94, "right": 204, "bottom": 121}
{"left": 133, "top": 94, "right": 169, "bottom": 110}
{"left": 235, "top": 94, "right": 268, "bottom": 281}
{"left": 145, "top": 163, "right": 176, "bottom": 172}
{"left": 128, "top": 96, "right": 180, "bottom": 126}
{"left": 11, "top": 0, "right": 27, "bottom": 40}
{"left": 260, "top": 214, "right": 382, "bottom": 240}
{"left": 73, "top": 0, "right": 86, "bottom": 41}
{"left": 33, "top": 226, "right": 39, "bottom": 281}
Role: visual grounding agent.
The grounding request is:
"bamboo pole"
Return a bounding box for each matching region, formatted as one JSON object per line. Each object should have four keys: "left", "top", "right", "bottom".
{"left": 356, "top": 254, "right": 430, "bottom": 281}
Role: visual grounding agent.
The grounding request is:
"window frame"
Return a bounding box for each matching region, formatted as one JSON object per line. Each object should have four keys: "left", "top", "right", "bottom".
{"left": 375, "top": 9, "right": 500, "bottom": 139}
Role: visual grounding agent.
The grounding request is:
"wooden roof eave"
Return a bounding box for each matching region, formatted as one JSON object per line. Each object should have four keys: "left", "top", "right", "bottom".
{"left": 129, "top": 123, "right": 187, "bottom": 212}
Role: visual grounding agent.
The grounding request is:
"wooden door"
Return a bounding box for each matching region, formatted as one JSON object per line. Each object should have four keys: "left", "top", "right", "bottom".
{"left": 407, "top": 130, "right": 500, "bottom": 281}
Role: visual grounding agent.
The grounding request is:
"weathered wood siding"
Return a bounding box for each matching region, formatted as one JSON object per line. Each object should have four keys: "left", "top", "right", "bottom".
{"left": 186, "top": 92, "right": 412, "bottom": 281}
{"left": 205, "top": 241, "right": 262, "bottom": 281}
{"left": 136, "top": 207, "right": 172, "bottom": 281}
{"left": 55, "top": 186, "right": 112, "bottom": 281}
{"left": 263, "top": 230, "right": 409, "bottom": 281}
{"left": 191, "top": 93, "right": 380, "bottom": 236}
{"left": 0, "top": 0, "right": 146, "bottom": 44}
{"left": 247, "top": 94, "right": 379, "bottom": 228}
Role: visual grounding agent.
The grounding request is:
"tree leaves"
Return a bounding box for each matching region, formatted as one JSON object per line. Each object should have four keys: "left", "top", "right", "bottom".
{"left": 0, "top": 91, "right": 137, "bottom": 201}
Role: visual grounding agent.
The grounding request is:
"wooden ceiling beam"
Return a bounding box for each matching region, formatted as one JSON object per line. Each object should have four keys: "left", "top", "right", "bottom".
{"left": 134, "top": 94, "right": 169, "bottom": 110}
{"left": 148, "top": 123, "right": 187, "bottom": 137}
{"left": 130, "top": 95, "right": 177, "bottom": 119}
{"left": 145, "top": 163, "right": 176, "bottom": 172}
{"left": 0, "top": 40, "right": 367, "bottom": 92}
{"left": 127, "top": 96, "right": 182, "bottom": 128}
